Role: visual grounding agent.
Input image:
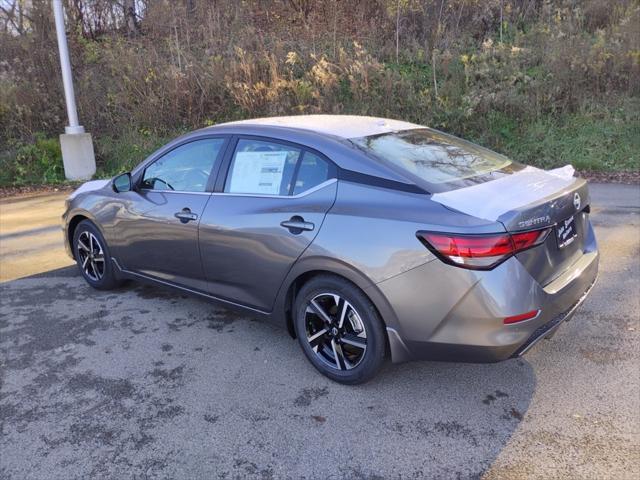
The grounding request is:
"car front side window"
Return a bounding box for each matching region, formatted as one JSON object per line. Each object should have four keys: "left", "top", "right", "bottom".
{"left": 141, "top": 138, "right": 225, "bottom": 192}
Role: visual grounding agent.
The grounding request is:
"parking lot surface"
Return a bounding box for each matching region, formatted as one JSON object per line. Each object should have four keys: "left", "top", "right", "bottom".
{"left": 1, "top": 183, "right": 639, "bottom": 479}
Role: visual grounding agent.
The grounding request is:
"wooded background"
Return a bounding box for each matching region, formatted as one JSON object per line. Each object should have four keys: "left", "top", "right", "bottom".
{"left": 1, "top": 0, "right": 638, "bottom": 185}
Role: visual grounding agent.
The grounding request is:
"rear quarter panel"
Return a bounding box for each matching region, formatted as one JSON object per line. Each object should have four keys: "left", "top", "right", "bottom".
{"left": 273, "top": 181, "right": 507, "bottom": 332}
{"left": 306, "top": 181, "right": 505, "bottom": 285}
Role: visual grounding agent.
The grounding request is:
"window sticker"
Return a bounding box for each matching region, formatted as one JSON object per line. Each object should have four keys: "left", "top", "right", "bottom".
{"left": 228, "top": 151, "right": 288, "bottom": 195}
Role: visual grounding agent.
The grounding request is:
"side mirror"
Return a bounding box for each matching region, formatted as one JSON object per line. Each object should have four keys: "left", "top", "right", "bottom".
{"left": 113, "top": 172, "right": 132, "bottom": 193}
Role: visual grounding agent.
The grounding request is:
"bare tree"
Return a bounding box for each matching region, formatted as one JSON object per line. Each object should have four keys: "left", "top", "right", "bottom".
{"left": 123, "top": 0, "right": 138, "bottom": 36}
{"left": 283, "top": 0, "right": 313, "bottom": 22}
{"left": 432, "top": 0, "right": 446, "bottom": 99}
{"left": 395, "top": 0, "right": 401, "bottom": 63}
{"left": 0, "top": 0, "right": 23, "bottom": 34}
{"left": 185, "top": 0, "right": 196, "bottom": 17}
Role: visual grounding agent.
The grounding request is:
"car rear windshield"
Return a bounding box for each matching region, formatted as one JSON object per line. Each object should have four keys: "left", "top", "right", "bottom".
{"left": 351, "top": 128, "right": 521, "bottom": 189}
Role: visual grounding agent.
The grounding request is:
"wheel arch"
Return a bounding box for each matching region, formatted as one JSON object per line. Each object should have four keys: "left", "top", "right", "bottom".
{"left": 66, "top": 211, "right": 107, "bottom": 254}
{"left": 272, "top": 257, "right": 400, "bottom": 342}
{"left": 67, "top": 213, "right": 89, "bottom": 247}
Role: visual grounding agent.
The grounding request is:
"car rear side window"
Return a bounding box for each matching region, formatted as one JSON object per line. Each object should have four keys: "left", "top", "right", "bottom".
{"left": 224, "top": 139, "right": 301, "bottom": 195}
{"left": 351, "top": 128, "right": 514, "bottom": 186}
{"left": 141, "top": 138, "right": 225, "bottom": 192}
{"left": 292, "top": 152, "right": 331, "bottom": 195}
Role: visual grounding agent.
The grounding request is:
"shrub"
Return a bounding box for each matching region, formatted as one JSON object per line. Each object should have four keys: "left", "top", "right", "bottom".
{"left": 0, "top": 135, "right": 64, "bottom": 186}
{"left": 0, "top": 0, "right": 638, "bottom": 185}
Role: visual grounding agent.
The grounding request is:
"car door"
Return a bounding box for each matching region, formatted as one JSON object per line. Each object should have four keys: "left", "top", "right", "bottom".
{"left": 114, "top": 136, "right": 228, "bottom": 291}
{"left": 198, "top": 136, "right": 338, "bottom": 311}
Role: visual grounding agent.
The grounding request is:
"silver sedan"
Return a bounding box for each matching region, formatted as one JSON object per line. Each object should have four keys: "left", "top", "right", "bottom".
{"left": 62, "top": 115, "right": 599, "bottom": 384}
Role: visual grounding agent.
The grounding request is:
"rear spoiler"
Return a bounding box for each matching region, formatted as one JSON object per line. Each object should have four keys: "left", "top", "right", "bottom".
{"left": 429, "top": 165, "right": 577, "bottom": 223}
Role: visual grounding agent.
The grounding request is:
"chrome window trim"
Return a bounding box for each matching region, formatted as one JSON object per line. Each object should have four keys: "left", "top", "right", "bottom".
{"left": 135, "top": 135, "right": 230, "bottom": 193}
{"left": 213, "top": 178, "right": 337, "bottom": 199}
{"left": 138, "top": 177, "right": 337, "bottom": 197}
{"left": 138, "top": 189, "right": 213, "bottom": 195}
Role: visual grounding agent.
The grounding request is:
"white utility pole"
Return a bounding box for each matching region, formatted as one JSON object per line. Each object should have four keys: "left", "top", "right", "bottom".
{"left": 52, "top": 0, "right": 96, "bottom": 180}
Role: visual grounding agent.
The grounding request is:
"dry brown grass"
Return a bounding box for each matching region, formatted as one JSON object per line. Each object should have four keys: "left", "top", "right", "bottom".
{"left": 0, "top": 0, "right": 638, "bottom": 184}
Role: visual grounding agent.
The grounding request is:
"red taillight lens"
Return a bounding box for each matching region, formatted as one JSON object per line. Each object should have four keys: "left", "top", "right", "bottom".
{"left": 504, "top": 310, "right": 540, "bottom": 324}
{"left": 422, "top": 233, "right": 513, "bottom": 258}
{"left": 511, "top": 230, "right": 547, "bottom": 251}
{"left": 417, "top": 228, "right": 550, "bottom": 270}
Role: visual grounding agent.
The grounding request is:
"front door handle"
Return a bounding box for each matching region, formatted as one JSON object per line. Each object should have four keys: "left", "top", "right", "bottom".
{"left": 174, "top": 208, "right": 198, "bottom": 223}
{"left": 280, "top": 216, "right": 315, "bottom": 234}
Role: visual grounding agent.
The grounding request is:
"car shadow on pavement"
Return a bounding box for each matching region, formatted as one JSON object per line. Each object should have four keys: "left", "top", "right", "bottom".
{"left": 0, "top": 265, "right": 536, "bottom": 479}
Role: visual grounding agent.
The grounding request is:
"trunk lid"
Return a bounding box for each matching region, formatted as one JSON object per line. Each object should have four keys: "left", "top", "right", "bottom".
{"left": 430, "top": 167, "right": 592, "bottom": 286}
{"left": 499, "top": 179, "right": 591, "bottom": 286}
{"left": 496, "top": 178, "right": 589, "bottom": 232}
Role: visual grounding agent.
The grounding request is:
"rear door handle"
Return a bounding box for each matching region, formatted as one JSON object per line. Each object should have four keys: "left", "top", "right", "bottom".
{"left": 175, "top": 208, "right": 198, "bottom": 223}
{"left": 280, "top": 216, "right": 315, "bottom": 233}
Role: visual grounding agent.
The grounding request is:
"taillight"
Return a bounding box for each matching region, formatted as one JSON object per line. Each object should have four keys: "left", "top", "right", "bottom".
{"left": 416, "top": 228, "right": 550, "bottom": 270}
{"left": 504, "top": 310, "right": 540, "bottom": 324}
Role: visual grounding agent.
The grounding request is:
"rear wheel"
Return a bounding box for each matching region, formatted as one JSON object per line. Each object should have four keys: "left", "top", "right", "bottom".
{"left": 294, "top": 275, "right": 386, "bottom": 384}
{"left": 73, "top": 220, "right": 121, "bottom": 290}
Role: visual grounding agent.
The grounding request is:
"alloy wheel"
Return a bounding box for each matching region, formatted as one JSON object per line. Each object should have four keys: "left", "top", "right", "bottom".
{"left": 304, "top": 293, "right": 368, "bottom": 370}
{"left": 77, "top": 231, "right": 105, "bottom": 281}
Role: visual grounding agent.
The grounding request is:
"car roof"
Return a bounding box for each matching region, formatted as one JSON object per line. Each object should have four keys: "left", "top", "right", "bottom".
{"left": 149, "top": 116, "right": 432, "bottom": 192}
{"left": 183, "top": 116, "right": 426, "bottom": 187}
{"left": 217, "top": 115, "right": 422, "bottom": 140}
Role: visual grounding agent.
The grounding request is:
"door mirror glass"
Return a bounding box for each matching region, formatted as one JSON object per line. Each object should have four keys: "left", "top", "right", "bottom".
{"left": 113, "top": 172, "right": 132, "bottom": 193}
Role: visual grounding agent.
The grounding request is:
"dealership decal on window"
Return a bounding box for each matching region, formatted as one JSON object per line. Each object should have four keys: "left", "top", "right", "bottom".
{"left": 229, "top": 151, "right": 288, "bottom": 195}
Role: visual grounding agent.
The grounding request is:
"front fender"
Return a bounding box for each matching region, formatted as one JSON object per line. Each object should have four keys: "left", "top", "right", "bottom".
{"left": 62, "top": 207, "right": 103, "bottom": 258}
{"left": 63, "top": 181, "right": 117, "bottom": 258}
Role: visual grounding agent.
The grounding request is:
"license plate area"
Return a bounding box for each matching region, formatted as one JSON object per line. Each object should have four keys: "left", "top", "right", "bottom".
{"left": 555, "top": 215, "right": 577, "bottom": 249}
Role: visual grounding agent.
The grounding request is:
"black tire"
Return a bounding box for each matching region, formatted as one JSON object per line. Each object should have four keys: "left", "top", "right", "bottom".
{"left": 293, "top": 274, "right": 386, "bottom": 384}
{"left": 72, "top": 220, "right": 121, "bottom": 290}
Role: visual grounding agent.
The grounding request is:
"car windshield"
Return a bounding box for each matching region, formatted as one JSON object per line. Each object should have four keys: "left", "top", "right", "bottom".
{"left": 351, "top": 128, "right": 518, "bottom": 187}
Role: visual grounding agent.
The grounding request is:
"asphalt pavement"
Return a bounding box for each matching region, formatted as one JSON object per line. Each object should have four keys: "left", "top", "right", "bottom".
{"left": 0, "top": 183, "right": 638, "bottom": 479}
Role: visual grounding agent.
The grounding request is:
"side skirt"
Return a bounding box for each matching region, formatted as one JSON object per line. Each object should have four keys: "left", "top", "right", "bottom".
{"left": 111, "top": 257, "right": 274, "bottom": 321}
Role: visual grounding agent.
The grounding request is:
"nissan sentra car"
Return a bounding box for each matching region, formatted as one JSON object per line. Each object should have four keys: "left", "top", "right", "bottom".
{"left": 62, "top": 115, "right": 598, "bottom": 384}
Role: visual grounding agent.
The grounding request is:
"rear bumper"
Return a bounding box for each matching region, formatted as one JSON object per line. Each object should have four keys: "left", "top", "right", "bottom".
{"left": 510, "top": 273, "right": 597, "bottom": 357}
{"left": 373, "top": 244, "right": 599, "bottom": 364}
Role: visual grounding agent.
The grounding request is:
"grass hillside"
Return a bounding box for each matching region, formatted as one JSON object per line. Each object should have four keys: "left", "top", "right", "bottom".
{"left": 1, "top": 0, "right": 638, "bottom": 186}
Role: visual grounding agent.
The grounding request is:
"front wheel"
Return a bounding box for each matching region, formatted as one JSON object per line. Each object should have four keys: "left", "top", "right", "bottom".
{"left": 72, "top": 220, "right": 122, "bottom": 290}
{"left": 294, "top": 275, "right": 386, "bottom": 384}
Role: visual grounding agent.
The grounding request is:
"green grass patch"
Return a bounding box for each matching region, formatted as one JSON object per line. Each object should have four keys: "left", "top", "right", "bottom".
{"left": 0, "top": 135, "right": 65, "bottom": 186}
{"left": 93, "top": 128, "right": 184, "bottom": 178}
{"left": 1, "top": 104, "right": 637, "bottom": 188}
{"left": 0, "top": 129, "right": 185, "bottom": 187}
{"left": 467, "top": 103, "right": 640, "bottom": 171}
